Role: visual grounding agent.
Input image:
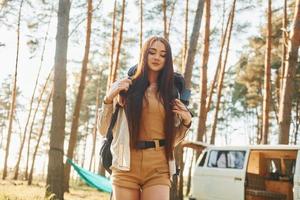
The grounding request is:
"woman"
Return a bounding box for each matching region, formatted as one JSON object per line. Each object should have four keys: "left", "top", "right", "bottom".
{"left": 98, "top": 36, "right": 192, "bottom": 200}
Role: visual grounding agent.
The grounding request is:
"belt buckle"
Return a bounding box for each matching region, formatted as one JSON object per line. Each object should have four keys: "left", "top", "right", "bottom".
{"left": 153, "top": 139, "right": 160, "bottom": 151}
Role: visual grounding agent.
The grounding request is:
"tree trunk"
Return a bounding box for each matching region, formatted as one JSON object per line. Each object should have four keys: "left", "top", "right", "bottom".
{"left": 28, "top": 87, "right": 53, "bottom": 185}
{"left": 210, "top": 0, "right": 236, "bottom": 144}
{"left": 185, "top": 150, "right": 195, "bottom": 196}
{"left": 89, "top": 68, "right": 104, "bottom": 173}
{"left": 170, "top": 174, "right": 178, "bottom": 200}
{"left": 97, "top": 157, "right": 106, "bottom": 175}
{"left": 206, "top": 8, "right": 232, "bottom": 119}
{"left": 196, "top": 0, "right": 210, "bottom": 144}
{"left": 45, "top": 0, "right": 70, "bottom": 199}
{"left": 183, "top": 0, "right": 205, "bottom": 89}
{"left": 110, "top": 0, "right": 126, "bottom": 85}
{"left": 64, "top": 0, "right": 93, "bottom": 192}
{"left": 280, "top": 0, "right": 288, "bottom": 96}
{"left": 25, "top": 71, "right": 53, "bottom": 180}
{"left": 2, "top": 0, "right": 24, "bottom": 180}
{"left": 14, "top": 70, "right": 52, "bottom": 180}
{"left": 181, "top": 0, "right": 189, "bottom": 73}
{"left": 81, "top": 121, "right": 89, "bottom": 168}
{"left": 139, "top": 0, "right": 143, "bottom": 51}
{"left": 255, "top": 107, "right": 261, "bottom": 144}
{"left": 166, "top": 0, "right": 177, "bottom": 40}
{"left": 172, "top": 1, "right": 204, "bottom": 198}
{"left": 0, "top": 127, "right": 4, "bottom": 150}
{"left": 278, "top": 0, "right": 300, "bottom": 144}
{"left": 14, "top": 10, "right": 53, "bottom": 180}
{"left": 42, "top": 156, "right": 46, "bottom": 181}
{"left": 178, "top": 146, "right": 184, "bottom": 200}
{"left": 89, "top": 88, "right": 99, "bottom": 171}
{"left": 293, "top": 99, "right": 300, "bottom": 144}
{"left": 163, "top": 0, "right": 167, "bottom": 39}
{"left": 106, "top": 0, "right": 117, "bottom": 92}
{"left": 261, "top": 0, "right": 272, "bottom": 144}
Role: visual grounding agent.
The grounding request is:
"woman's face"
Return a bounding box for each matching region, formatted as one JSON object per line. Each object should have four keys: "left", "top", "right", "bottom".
{"left": 147, "top": 40, "right": 166, "bottom": 72}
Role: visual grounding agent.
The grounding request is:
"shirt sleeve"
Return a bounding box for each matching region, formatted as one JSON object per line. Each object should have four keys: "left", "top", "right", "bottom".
{"left": 97, "top": 103, "right": 114, "bottom": 136}
{"left": 174, "top": 115, "right": 191, "bottom": 146}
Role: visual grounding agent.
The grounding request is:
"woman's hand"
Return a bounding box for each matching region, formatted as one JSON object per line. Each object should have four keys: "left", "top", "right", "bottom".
{"left": 171, "top": 99, "right": 192, "bottom": 126}
{"left": 104, "top": 78, "right": 132, "bottom": 104}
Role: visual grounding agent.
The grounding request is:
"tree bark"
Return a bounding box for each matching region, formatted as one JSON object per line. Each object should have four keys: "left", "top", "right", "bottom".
{"left": 97, "top": 157, "right": 106, "bottom": 175}
{"left": 2, "top": 0, "right": 24, "bottom": 180}
{"left": 181, "top": 0, "right": 189, "bottom": 73}
{"left": 163, "top": 0, "right": 167, "bottom": 39}
{"left": 278, "top": 0, "right": 300, "bottom": 144}
{"left": 294, "top": 99, "right": 300, "bottom": 144}
{"left": 183, "top": 0, "right": 205, "bottom": 89}
{"left": 261, "top": 0, "right": 272, "bottom": 144}
{"left": 166, "top": 0, "right": 177, "bottom": 40}
{"left": 64, "top": 0, "right": 93, "bottom": 192}
{"left": 139, "top": 0, "right": 143, "bottom": 51}
{"left": 28, "top": 87, "right": 53, "bottom": 185}
{"left": 14, "top": 69, "right": 52, "bottom": 180}
{"left": 206, "top": 8, "right": 232, "bottom": 120}
{"left": 81, "top": 119, "right": 89, "bottom": 168}
{"left": 185, "top": 150, "right": 195, "bottom": 196}
{"left": 26, "top": 70, "right": 53, "bottom": 180}
{"left": 90, "top": 68, "right": 105, "bottom": 173}
{"left": 106, "top": 0, "right": 117, "bottom": 92}
{"left": 173, "top": 1, "right": 204, "bottom": 198}
{"left": 255, "top": 107, "right": 261, "bottom": 144}
{"left": 45, "top": 0, "right": 70, "bottom": 199}
{"left": 14, "top": 9, "right": 53, "bottom": 180}
{"left": 89, "top": 89, "right": 99, "bottom": 172}
{"left": 110, "top": 0, "right": 126, "bottom": 85}
{"left": 178, "top": 146, "right": 184, "bottom": 200}
{"left": 196, "top": 0, "right": 210, "bottom": 144}
{"left": 210, "top": 0, "right": 236, "bottom": 144}
{"left": 280, "top": 0, "right": 288, "bottom": 96}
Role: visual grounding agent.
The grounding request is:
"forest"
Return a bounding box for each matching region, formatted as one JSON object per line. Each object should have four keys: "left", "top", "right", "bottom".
{"left": 0, "top": 0, "right": 299, "bottom": 199}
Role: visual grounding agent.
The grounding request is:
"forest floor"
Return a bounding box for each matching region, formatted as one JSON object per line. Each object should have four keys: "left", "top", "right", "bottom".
{"left": 0, "top": 180, "right": 110, "bottom": 200}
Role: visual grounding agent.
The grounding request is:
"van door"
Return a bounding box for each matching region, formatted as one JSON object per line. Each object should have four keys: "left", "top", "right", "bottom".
{"left": 294, "top": 150, "right": 300, "bottom": 200}
{"left": 192, "top": 148, "right": 249, "bottom": 200}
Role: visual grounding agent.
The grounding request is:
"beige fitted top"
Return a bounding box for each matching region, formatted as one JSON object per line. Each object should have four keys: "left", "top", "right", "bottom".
{"left": 139, "top": 84, "right": 165, "bottom": 140}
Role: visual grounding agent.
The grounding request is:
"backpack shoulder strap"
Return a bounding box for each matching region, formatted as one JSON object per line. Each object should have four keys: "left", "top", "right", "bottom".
{"left": 106, "top": 104, "right": 120, "bottom": 140}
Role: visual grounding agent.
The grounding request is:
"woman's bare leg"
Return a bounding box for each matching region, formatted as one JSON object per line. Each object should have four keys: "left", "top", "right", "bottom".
{"left": 112, "top": 185, "right": 140, "bottom": 200}
{"left": 141, "top": 185, "right": 169, "bottom": 200}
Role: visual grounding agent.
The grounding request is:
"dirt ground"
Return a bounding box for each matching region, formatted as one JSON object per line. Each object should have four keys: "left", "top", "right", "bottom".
{"left": 0, "top": 180, "right": 110, "bottom": 200}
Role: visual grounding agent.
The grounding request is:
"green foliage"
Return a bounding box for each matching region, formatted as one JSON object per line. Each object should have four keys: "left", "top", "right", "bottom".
{"left": 232, "top": 81, "right": 247, "bottom": 108}
{"left": 232, "top": 3, "right": 297, "bottom": 110}
{"left": 235, "top": 53, "right": 264, "bottom": 108}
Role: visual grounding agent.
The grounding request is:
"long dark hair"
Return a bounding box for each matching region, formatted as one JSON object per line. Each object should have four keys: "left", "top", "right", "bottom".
{"left": 124, "top": 36, "right": 176, "bottom": 160}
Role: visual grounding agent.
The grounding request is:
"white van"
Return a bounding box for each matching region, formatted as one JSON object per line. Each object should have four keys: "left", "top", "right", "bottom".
{"left": 189, "top": 145, "right": 300, "bottom": 200}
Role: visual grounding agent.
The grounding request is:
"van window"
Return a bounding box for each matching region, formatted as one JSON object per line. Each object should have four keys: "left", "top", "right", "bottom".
{"left": 284, "top": 159, "right": 296, "bottom": 181}
{"left": 199, "top": 151, "right": 207, "bottom": 167}
{"left": 284, "top": 159, "right": 296, "bottom": 177}
{"left": 266, "top": 158, "right": 296, "bottom": 181}
{"left": 207, "top": 150, "right": 246, "bottom": 169}
{"left": 266, "top": 158, "right": 281, "bottom": 180}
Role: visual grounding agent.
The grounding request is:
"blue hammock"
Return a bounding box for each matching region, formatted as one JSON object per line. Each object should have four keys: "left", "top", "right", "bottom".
{"left": 67, "top": 158, "right": 112, "bottom": 193}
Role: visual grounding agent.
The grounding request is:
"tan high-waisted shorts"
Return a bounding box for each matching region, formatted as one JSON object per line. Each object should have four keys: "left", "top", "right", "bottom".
{"left": 111, "top": 146, "right": 171, "bottom": 190}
